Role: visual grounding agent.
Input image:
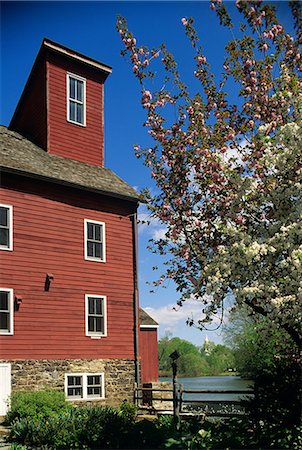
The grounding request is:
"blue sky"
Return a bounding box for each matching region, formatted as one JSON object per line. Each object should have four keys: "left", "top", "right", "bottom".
{"left": 0, "top": 1, "right": 293, "bottom": 346}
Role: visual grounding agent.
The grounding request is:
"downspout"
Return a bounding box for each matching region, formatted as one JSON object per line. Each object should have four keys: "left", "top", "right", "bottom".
{"left": 132, "top": 211, "right": 140, "bottom": 385}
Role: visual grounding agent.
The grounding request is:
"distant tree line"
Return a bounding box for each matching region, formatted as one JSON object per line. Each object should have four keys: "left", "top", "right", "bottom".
{"left": 158, "top": 335, "right": 235, "bottom": 377}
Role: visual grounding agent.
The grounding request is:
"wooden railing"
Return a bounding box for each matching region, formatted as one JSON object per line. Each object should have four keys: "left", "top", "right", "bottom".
{"left": 134, "top": 383, "right": 254, "bottom": 418}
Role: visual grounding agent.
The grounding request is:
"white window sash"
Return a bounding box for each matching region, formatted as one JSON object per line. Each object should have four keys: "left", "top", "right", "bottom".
{"left": 0, "top": 204, "right": 13, "bottom": 251}
{"left": 0, "top": 288, "right": 14, "bottom": 335}
{"left": 84, "top": 219, "right": 106, "bottom": 262}
{"left": 66, "top": 73, "right": 86, "bottom": 126}
{"left": 65, "top": 373, "right": 105, "bottom": 400}
{"left": 85, "top": 294, "right": 107, "bottom": 337}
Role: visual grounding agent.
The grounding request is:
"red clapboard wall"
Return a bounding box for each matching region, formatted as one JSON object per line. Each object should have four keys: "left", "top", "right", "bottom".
{"left": 139, "top": 328, "right": 159, "bottom": 384}
{"left": 0, "top": 173, "right": 137, "bottom": 360}
{"left": 47, "top": 54, "right": 105, "bottom": 166}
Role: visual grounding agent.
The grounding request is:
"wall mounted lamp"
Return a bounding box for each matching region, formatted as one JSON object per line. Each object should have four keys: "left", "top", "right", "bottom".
{"left": 14, "top": 295, "right": 23, "bottom": 311}
{"left": 44, "top": 273, "right": 54, "bottom": 291}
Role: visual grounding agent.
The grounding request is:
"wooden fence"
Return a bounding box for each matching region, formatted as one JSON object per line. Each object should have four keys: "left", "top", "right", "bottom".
{"left": 134, "top": 383, "right": 254, "bottom": 419}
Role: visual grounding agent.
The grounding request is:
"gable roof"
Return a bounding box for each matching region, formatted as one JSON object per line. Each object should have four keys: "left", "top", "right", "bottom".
{"left": 0, "top": 126, "right": 140, "bottom": 203}
{"left": 140, "top": 308, "right": 158, "bottom": 327}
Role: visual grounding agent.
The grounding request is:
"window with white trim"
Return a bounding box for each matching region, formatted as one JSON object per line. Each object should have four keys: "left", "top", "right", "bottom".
{"left": 0, "top": 205, "right": 13, "bottom": 251}
{"left": 65, "top": 373, "right": 105, "bottom": 400}
{"left": 0, "top": 288, "right": 14, "bottom": 335}
{"left": 67, "top": 73, "right": 86, "bottom": 126}
{"left": 84, "top": 220, "right": 106, "bottom": 262}
{"left": 85, "top": 295, "right": 107, "bottom": 337}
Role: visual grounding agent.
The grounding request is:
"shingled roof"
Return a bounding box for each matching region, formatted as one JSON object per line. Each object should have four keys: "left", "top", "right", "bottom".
{"left": 0, "top": 126, "right": 140, "bottom": 202}
{"left": 140, "top": 308, "right": 158, "bottom": 327}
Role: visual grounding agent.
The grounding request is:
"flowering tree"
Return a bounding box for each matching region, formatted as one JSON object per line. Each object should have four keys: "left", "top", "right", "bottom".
{"left": 117, "top": 0, "right": 302, "bottom": 347}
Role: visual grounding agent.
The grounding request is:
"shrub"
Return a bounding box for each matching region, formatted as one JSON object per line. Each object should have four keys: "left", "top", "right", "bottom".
{"left": 9, "top": 405, "right": 135, "bottom": 449}
{"left": 6, "top": 390, "right": 70, "bottom": 424}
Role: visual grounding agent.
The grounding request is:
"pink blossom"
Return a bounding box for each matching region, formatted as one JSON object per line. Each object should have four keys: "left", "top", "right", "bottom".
{"left": 197, "top": 56, "right": 207, "bottom": 65}
{"left": 235, "top": 215, "right": 245, "bottom": 225}
{"left": 210, "top": 3, "right": 216, "bottom": 10}
{"left": 181, "top": 18, "right": 188, "bottom": 26}
{"left": 244, "top": 59, "right": 253, "bottom": 68}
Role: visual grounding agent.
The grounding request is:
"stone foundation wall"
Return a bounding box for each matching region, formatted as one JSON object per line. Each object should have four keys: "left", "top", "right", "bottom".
{"left": 142, "top": 381, "right": 173, "bottom": 411}
{"left": 1, "top": 358, "right": 136, "bottom": 407}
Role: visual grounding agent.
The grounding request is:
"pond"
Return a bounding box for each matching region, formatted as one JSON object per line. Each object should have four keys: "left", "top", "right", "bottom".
{"left": 160, "top": 375, "right": 253, "bottom": 401}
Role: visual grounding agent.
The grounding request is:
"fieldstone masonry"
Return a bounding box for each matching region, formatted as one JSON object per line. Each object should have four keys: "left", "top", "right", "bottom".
{"left": 1, "top": 359, "right": 136, "bottom": 407}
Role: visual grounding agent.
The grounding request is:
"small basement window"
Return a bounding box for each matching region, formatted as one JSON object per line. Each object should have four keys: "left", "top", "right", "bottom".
{"left": 65, "top": 373, "right": 105, "bottom": 400}
{"left": 67, "top": 73, "right": 86, "bottom": 126}
{"left": 0, "top": 205, "right": 13, "bottom": 251}
{"left": 84, "top": 220, "right": 106, "bottom": 262}
{"left": 85, "top": 295, "right": 107, "bottom": 337}
{"left": 0, "top": 288, "right": 14, "bottom": 335}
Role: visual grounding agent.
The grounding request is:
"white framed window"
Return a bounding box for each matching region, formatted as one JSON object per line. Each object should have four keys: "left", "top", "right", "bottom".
{"left": 0, "top": 288, "right": 14, "bottom": 335}
{"left": 65, "top": 373, "right": 105, "bottom": 400}
{"left": 84, "top": 220, "right": 106, "bottom": 262}
{"left": 67, "top": 73, "right": 86, "bottom": 126}
{"left": 85, "top": 295, "right": 107, "bottom": 337}
{"left": 0, "top": 205, "right": 13, "bottom": 251}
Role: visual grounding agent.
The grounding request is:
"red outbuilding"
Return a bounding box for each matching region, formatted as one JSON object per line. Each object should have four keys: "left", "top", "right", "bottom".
{"left": 139, "top": 309, "right": 159, "bottom": 384}
{"left": 0, "top": 38, "right": 158, "bottom": 415}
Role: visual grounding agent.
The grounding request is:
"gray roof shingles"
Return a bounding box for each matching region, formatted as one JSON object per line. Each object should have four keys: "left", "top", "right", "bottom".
{"left": 0, "top": 126, "right": 140, "bottom": 202}
{"left": 140, "top": 308, "right": 158, "bottom": 327}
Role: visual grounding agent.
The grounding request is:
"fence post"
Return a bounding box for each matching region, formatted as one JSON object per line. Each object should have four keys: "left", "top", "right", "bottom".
{"left": 179, "top": 383, "right": 184, "bottom": 414}
{"left": 169, "top": 350, "right": 180, "bottom": 428}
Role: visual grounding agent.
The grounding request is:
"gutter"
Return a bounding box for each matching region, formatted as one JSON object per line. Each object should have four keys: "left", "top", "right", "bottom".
{"left": 132, "top": 212, "right": 140, "bottom": 386}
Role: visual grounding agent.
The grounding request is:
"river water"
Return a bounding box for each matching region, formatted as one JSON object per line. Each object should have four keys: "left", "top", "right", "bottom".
{"left": 160, "top": 375, "right": 253, "bottom": 401}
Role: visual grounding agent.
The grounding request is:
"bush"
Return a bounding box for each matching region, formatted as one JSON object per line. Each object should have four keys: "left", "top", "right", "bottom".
{"left": 9, "top": 405, "right": 136, "bottom": 449}
{"left": 6, "top": 390, "right": 70, "bottom": 424}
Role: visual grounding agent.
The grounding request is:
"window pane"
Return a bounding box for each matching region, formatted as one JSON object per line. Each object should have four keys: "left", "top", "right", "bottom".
{"left": 0, "top": 313, "right": 9, "bottom": 331}
{"left": 0, "top": 292, "right": 8, "bottom": 310}
{"left": 94, "top": 243, "right": 101, "bottom": 259}
{"left": 95, "top": 299, "right": 103, "bottom": 315}
{"left": 87, "top": 375, "right": 101, "bottom": 386}
{"left": 69, "top": 101, "right": 76, "bottom": 122}
{"left": 0, "top": 208, "right": 8, "bottom": 227}
{"left": 76, "top": 103, "right": 83, "bottom": 124}
{"left": 88, "top": 316, "right": 95, "bottom": 332}
{"left": 67, "top": 387, "right": 82, "bottom": 398}
{"left": 95, "top": 225, "right": 101, "bottom": 241}
{"left": 87, "top": 241, "right": 94, "bottom": 257}
{"left": 68, "top": 376, "right": 82, "bottom": 387}
{"left": 87, "top": 387, "right": 101, "bottom": 397}
{"left": 88, "top": 298, "right": 95, "bottom": 315}
{"left": 87, "top": 223, "right": 94, "bottom": 240}
{"left": 0, "top": 229, "right": 9, "bottom": 247}
{"left": 69, "top": 78, "right": 76, "bottom": 99}
{"left": 76, "top": 80, "right": 83, "bottom": 102}
{"left": 96, "top": 317, "right": 104, "bottom": 333}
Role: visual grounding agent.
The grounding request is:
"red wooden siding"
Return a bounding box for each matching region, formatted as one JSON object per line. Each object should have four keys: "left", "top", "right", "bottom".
{"left": 139, "top": 328, "right": 159, "bottom": 384}
{"left": 0, "top": 174, "right": 137, "bottom": 360}
{"left": 47, "top": 54, "right": 105, "bottom": 166}
{"left": 10, "top": 62, "right": 47, "bottom": 151}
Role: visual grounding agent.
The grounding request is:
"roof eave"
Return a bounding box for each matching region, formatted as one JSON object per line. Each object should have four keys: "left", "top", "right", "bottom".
{"left": 43, "top": 38, "right": 112, "bottom": 75}
{"left": 1, "top": 166, "right": 140, "bottom": 204}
